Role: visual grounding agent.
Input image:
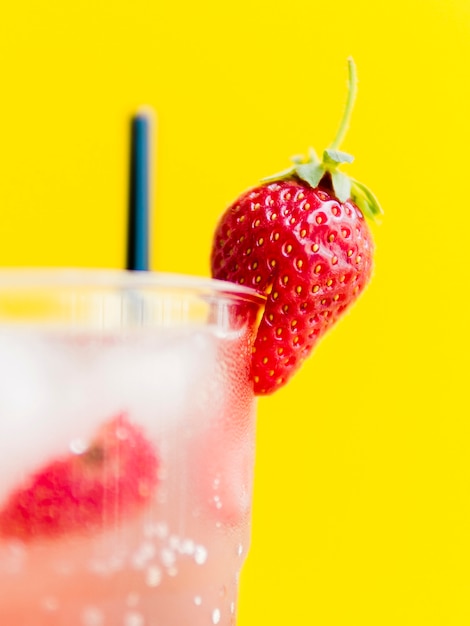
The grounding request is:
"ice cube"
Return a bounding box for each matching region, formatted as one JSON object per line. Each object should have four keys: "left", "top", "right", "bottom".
{"left": 92, "top": 327, "right": 218, "bottom": 438}
{"left": 0, "top": 331, "right": 72, "bottom": 501}
{"left": 0, "top": 327, "right": 218, "bottom": 503}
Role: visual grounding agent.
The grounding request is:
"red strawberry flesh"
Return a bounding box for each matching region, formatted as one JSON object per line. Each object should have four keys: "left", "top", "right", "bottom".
{"left": 0, "top": 414, "right": 159, "bottom": 541}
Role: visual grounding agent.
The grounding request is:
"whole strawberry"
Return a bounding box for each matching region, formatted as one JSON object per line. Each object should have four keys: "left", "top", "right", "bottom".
{"left": 211, "top": 58, "right": 382, "bottom": 395}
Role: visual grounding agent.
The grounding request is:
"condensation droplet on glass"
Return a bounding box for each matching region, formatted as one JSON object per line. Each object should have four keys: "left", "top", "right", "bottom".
{"left": 155, "top": 522, "right": 169, "bottom": 539}
{"left": 69, "top": 438, "right": 89, "bottom": 455}
{"left": 132, "top": 541, "right": 156, "bottom": 569}
{"left": 180, "top": 538, "right": 195, "bottom": 555}
{"left": 115, "top": 426, "right": 129, "bottom": 441}
{"left": 126, "top": 592, "right": 140, "bottom": 607}
{"left": 237, "top": 543, "right": 243, "bottom": 557}
{"left": 4, "top": 540, "right": 25, "bottom": 574}
{"left": 161, "top": 547, "right": 176, "bottom": 568}
{"left": 168, "top": 566, "right": 178, "bottom": 577}
{"left": 230, "top": 601, "right": 236, "bottom": 614}
{"left": 194, "top": 545, "right": 208, "bottom": 565}
{"left": 41, "top": 596, "right": 59, "bottom": 612}
{"left": 169, "top": 534, "right": 181, "bottom": 550}
{"left": 82, "top": 606, "right": 104, "bottom": 626}
{"left": 194, "top": 595, "right": 202, "bottom": 606}
{"left": 144, "top": 521, "right": 168, "bottom": 539}
{"left": 8, "top": 541, "right": 26, "bottom": 559}
{"left": 124, "top": 611, "right": 144, "bottom": 626}
{"left": 212, "top": 608, "right": 221, "bottom": 624}
{"left": 146, "top": 565, "right": 162, "bottom": 587}
{"left": 108, "top": 554, "right": 125, "bottom": 573}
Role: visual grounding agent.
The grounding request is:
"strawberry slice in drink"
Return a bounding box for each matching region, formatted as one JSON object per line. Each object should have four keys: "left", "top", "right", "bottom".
{"left": 0, "top": 413, "right": 159, "bottom": 541}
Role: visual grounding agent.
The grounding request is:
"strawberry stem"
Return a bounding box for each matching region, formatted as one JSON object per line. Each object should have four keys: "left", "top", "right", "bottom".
{"left": 260, "top": 57, "right": 383, "bottom": 220}
{"left": 328, "top": 57, "right": 357, "bottom": 151}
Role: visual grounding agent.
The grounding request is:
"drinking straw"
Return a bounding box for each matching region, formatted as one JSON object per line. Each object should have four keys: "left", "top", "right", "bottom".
{"left": 127, "top": 108, "right": 154, "bottom": 271}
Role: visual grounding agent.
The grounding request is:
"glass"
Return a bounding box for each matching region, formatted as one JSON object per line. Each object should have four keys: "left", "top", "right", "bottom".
{"left": 0, "top": 269, "right": 264, "bottom": 626}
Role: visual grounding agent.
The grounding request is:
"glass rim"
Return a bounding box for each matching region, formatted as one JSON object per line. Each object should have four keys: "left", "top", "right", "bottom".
{"left": 0, "top": 268, "right": 266, "bottom": 305}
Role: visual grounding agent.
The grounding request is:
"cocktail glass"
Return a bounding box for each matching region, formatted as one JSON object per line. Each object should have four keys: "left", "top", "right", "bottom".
{"left": 0, "top": 269, "right": 264, "bottom": 626}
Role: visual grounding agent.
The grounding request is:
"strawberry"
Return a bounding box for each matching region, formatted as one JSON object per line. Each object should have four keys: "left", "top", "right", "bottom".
{"left": 0, "top": 414, "right": 159, "bottom": 541}
{"left": 211, "top": 58, "right": 382, "bottom": 395}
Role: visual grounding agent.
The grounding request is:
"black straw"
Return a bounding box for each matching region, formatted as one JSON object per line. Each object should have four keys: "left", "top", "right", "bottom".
{"left": 127, "top": 109, "right": 153, "bottom": 271}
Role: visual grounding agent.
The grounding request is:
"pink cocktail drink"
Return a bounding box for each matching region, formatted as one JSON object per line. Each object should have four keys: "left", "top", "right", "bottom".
{"left": 0, "top": 270, "right": 263, "bottom": 626}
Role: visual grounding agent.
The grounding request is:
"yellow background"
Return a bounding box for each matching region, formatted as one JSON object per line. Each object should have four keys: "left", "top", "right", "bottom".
{"left": 1, "top": 1, "right": 470, "bottom": 624}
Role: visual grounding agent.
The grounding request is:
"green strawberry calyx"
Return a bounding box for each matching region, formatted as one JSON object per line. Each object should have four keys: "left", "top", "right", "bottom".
{"left": 262, "top": 57, "right": 383, "bottom": 221}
